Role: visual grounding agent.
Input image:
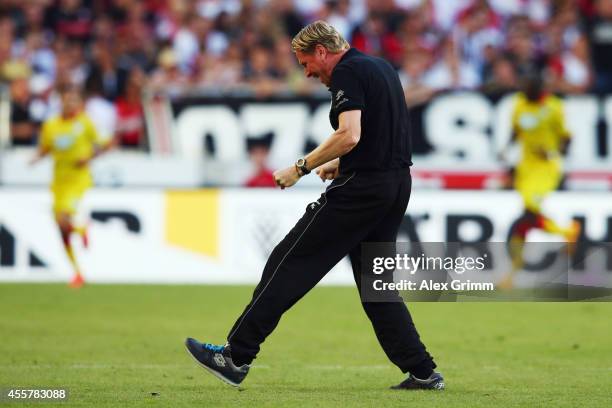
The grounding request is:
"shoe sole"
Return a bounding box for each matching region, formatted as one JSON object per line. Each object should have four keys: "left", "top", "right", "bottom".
{"left": 184, "top": 342, "right": 241, "bottom": 388}
{"left": 391, "top": 383, "right": 445, "bottom": 391}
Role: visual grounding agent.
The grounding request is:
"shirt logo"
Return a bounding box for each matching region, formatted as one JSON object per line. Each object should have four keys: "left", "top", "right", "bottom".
{"left": 334, "top": 90, "right": 349, "bottom": 108}
{"left": 518, "top": 113, "right": 539, "bottom": 130}
{"left": 309, "top": 198, "right": 321, "bottom": 210}
{"left": 54, "top": 134, "right": 76, "bottom": 150}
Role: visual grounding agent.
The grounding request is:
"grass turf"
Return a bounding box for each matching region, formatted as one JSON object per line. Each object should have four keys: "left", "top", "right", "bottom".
{"left": 1, "top": 284, "right": 611, "bottom": 407}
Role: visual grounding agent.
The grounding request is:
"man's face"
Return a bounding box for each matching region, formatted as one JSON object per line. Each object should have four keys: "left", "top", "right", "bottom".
{"left": 61, "top": 89, "right": 81, "bottom": 116}
{"left": 296, "top": 47, "right": 330, "bottom": 86}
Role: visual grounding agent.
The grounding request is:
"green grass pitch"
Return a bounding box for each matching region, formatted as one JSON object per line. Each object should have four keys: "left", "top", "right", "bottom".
{"left": 1, "top": 284, "right": 611, "bottom": 407}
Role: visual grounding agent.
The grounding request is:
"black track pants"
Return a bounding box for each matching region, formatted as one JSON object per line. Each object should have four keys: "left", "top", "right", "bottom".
{"left": 227, "top": 168, "right": 435, "bottom": 374}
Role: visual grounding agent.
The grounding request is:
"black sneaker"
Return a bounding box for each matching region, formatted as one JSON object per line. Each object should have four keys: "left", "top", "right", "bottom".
{"left": 391, "top": 372, "right": 445, "bottom": 390}
{"left": 184, "top": 337, "right": 249, "bottom": 387}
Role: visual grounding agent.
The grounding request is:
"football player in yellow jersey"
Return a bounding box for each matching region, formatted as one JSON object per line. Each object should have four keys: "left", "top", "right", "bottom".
{"left": 31, "top": 85, "right": 113, "bottom": 288}
{"left": 498, "top": 74, "right": 581, "bottom": 288}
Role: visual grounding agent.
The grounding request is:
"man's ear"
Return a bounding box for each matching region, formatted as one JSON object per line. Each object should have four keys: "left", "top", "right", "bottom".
{"left": 315, "top": 44, "right": 326, "bottom": 59}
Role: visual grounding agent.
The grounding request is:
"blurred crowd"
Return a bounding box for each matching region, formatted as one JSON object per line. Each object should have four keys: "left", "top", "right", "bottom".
{"left": 2, "top": 0, "right": 612, "bottom": 148}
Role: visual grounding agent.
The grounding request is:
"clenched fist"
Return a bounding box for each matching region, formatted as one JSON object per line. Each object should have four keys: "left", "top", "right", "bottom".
{"left": 316, "top": 159, "right": 339, "bottom": 181}
{"left": 273, "top": 165, "right": 301, "bottom": 189}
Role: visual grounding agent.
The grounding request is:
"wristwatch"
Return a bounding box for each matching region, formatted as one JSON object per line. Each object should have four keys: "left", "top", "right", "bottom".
{"left": 295, "top": 158, "right": 310, "bottom": 176}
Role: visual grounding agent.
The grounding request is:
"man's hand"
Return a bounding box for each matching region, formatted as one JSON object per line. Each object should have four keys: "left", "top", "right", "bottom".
{"left": 75, "top": 156, "right": 91, "bottom": 168}
{"left": 316, "top": 159, "right": 339, "bottom": 181}
{"left": 29, "top": 156, "right": 42, "bottom": 166}
{"left": 534, "top": 147, "right": 553, "bottom": 161}
{"left": 497, "top": 149, "right": 509, "bottom": 164}
{"left": 273, "top": 165, "right": 301, "bottom": 189}
{"left": 29, "top": 149, "right": 49, "bottom": 166}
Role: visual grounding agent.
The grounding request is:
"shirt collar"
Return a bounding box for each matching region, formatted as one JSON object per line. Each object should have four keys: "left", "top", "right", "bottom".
{"left": 339, "top": 47, "right": 359, "bottom": 63}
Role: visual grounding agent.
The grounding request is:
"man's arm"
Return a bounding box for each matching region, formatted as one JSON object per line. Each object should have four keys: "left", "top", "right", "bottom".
{"left": 316, "top": 158, "right": 340, "bottom": 181}
{"left": 30, "top": 122, "right": 51, "bottom": 165}
{"left": 76, "top": 119, "right": 118, "bottom": 167}
{"left": 273, "top": 110, "right": 361, "bottom": 189}
{"left": 559, "top": 134, "right": 571, "bottom": 156}
{"left": 304, "top": 110, "right": 361, "bottom": 170}
{"left": 554, "top": 100, "right": 572, "bottom": 157}
{"left": 76, "top": 137, "right": 117, "bottom": 168}
{"left": 29, "top": 146, "right": 50, "bottom": 165}
{"left": 499, "top": 98, "right": 521, "bottom": 162}
{"left": 498, "top": 129, "right": 518, "bottom": 163}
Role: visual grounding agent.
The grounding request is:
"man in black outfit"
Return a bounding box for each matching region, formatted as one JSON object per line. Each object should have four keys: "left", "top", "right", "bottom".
{"left": 185, "top": 20, "right": 444, "bottom": 391}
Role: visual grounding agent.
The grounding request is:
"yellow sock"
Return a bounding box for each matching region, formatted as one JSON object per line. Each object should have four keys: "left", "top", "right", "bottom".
{"left": 64, "top": 242, "right": 82, "bottom": 278}
{"left": 542, "top": 217, "right": 566, "bottom": 236}
{"left": 509, "top": 235, "right": 525, "bottom": 272}
{"left": 73, "top": 225, "right": 86, "bottom": 237}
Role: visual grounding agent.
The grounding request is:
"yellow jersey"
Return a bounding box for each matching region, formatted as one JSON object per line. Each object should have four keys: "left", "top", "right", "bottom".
{"left": 511, "top": 93, "right": 570, "bottom": 167}
{"left": 40, "top": 112, "right": 101, "bottom": 192}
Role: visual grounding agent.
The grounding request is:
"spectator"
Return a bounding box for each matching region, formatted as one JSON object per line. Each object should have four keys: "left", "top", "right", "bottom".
{"left": 422, "top": 38, "right": 481, "bottom": 91}
{"left": 193, "top": 42, "right": 244, "bottom": 90}
{"left": 546, "top": 23, "right": 592, "bottom": 94}
{"left": 155, "top": 0, "right": 190, "bottom": 41}
{"left": 89, "top": 40, "right": 121, "bottom": 100}
{"left": 250, "top": 6, "right": 286, "bottom": 49}
{"left": 398, "top": 48, "right": 436, "bottom": 107}
{"left": 46, "top": 0, "right": 94, "bottom": 43}
{"left": 149, "top": 47, "right": 190, "bottom": 95}
{"left": 13, "top": 1, "right": 48, "bottom": 39}
{"left": 423, "top": 0, "right": 472, "bottom": 32}
{"left": 584, "top": 0, "right": 612, "bottom": 94}
{"left": 396, "top": 6, "right": 442, "bottom": 55}
{"left": 173, "top": 14, "right": 228, "bottom": 74}
{"left": 453, "top": 0, "right": 503, "bottom": 72}
{"left": 0, "top": 16, "right": 17, "bottom": 82}
{"left": 271, "top": 37, "right": 319, "bottom": 94}
{"left": 84, "top": 70, "right": 117, "bottom": 142}
{"left": 10, "top": 73, "right": 39, "bottom": 146}
{"left": 17, "top": 30, "right": 56, "bottom": 84}
{"left": 115, "top": 66, "right": 147, "bottom": 149}
{"left": 243, "top": 45, "right": 281, "bottom": 98}
{"left": 480, "top": 56, "right": 519, "bottom": 95}
{"left": 59, "top": 39, "right": 88, "bottom": 86}
{"left": 172, "top": 14, "right": 201, "bottom": 73}
{"left": 115, "top": 19, "right": 155, "bottom": 73}
{"left": 244, "top": 134, "right": 277, "bottom": 188}
{"left": 351, "top": 12, "right": 402, "bottom": 66}
{"left": 2, "top": 0, "right": 612, "bottom": 152}
{"left": 551, "top": 0, "right": 583, "bottom": 51}
{"left": 505, "top": 26, "right": 543, "bottom": 78}
{"left": 318, "top": 0, "right": 353, "bottom": 40}
{"left": 270, "top": 0, "right": 306, "bottom": 38}
{"left": 91, "top": 12, "right": 115, "bottom": 44}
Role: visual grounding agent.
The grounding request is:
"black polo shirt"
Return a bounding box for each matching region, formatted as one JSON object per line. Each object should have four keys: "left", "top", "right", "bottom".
{"left": 328, "top": 48, "right": 412, "bottom": 173}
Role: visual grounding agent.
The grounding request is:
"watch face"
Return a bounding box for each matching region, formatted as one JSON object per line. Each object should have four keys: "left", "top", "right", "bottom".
{"left": 297, "top": 158, "right": 306, "bottom": 167}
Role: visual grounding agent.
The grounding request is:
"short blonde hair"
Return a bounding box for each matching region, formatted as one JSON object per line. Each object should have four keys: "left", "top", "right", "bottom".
{"left": 291, "top": 20, "right": 350, "bottom": 53}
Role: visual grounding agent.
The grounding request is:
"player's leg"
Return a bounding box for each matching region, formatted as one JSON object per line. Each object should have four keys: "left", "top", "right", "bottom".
{"left": 224, "top": 209, "right": 360, "bottom": 366}
{"left": 347, "top": 172, "right": 438, "bottom": 384}
{"left": 72, "top": 222, "right": 89, "bottom": 248}
{"left": 527, "top": 169, "right": 580, "bottom": 242}
{"left": 509, "top": 208, "right": 538, "bottom": 263}
{"left": 70, "top": 193, "right": 89, "bottom": 249}
{"left": 536, "top": 213, "right": 581, "bottom": 243}
{"left": 226, "top": 173, "right": 394, "bottom": 366}
{"left": 55, "top": 211, "right": 84, "bottom": 287}
{"left": 53, "top": 190, "right": 85, "bottom": 287}
{"left": 500, "top": 173, "right": 543, "bottom": 289}
{"left": 185, "top": 172, "right": 398, "bottom": 385}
